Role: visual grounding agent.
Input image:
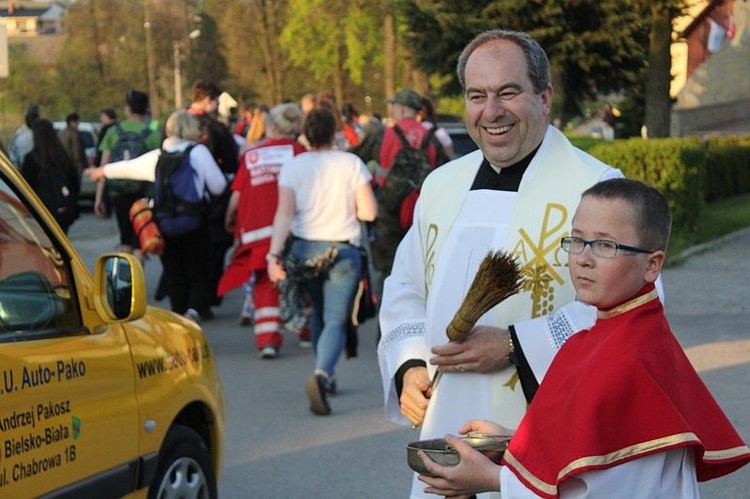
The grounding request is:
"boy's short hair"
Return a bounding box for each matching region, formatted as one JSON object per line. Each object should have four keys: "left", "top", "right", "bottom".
{"left": 582, "top": 178, "right": 672, "bottom": 252}
{"left": 65, "top": 113, "right": 80, "bottom": 125}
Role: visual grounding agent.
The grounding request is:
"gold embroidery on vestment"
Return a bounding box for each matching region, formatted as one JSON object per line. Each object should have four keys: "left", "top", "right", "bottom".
{"left": 503, "top": 371, "right": 519, "bottom": 391}
{"left": 521, "top": 263, "right": 556, "bottom": 318}
{"left": 513, "top": 203, "right": 570, "bottom": 318}
{"left": 423, "top": 223, "right": 439, "bottom": 299}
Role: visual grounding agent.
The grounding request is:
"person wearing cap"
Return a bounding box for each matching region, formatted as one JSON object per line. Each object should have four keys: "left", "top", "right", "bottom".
{"left": 350, "top": 89, "right": 447, "bottom": 276}
{"left": 379, "top": 89, "right": 444, "bottom": 180}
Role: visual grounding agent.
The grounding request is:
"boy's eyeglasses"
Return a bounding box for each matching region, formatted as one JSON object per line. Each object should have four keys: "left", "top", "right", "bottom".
{"left": 560, "top": 236, "right": 654, "bottom": 258}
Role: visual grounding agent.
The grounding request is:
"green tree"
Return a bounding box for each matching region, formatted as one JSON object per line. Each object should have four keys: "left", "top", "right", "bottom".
{"left": 58, "top": 0, "right": 151, "bottom": 114}
{"left": 281, "top": 0, "right": 383, "bottom": 104}
{"left": 189, "top": 10, "right": 229, "bottom": 89}
{"left": 0, "top": 46, "right": 61, "bottom": 115}
{"left": 397, "top": 0, "right": 494, "bottom": 95}
{"left": 401, "top": 0, "right": 652, "bottom": 124}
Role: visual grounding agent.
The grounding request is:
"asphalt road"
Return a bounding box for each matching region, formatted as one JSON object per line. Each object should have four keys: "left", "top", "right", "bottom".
{"left": 69, "top": 213, "right": 750, "bottom": 498}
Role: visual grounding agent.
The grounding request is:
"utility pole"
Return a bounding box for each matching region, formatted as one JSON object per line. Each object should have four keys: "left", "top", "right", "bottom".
{"left": 144, "top": 0, "right": 160, "bottom": 120}
{"left": 173, "top": 29, "right": 200, "bottom": 110}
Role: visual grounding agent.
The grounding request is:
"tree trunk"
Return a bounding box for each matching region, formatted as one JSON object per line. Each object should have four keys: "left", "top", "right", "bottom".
{"left": 255, "top": 1, "right": 277, "bottom": 105}
{"left": 144, "top": 0, "right": 160, "bottom": 119}
{"left": 645, "top": 2, "right": 673, "bottom": 138}
{"left": 384, "top": 11, "right": 395, "bottom": 100}
{"left": 88, "top": 0, "right": 105, "bottom": 78}
{"left": 332, "top": 58, "right": 345, "bottom": 106}
{"left": 265, "top": 0, "right": 284, "bottom": 104}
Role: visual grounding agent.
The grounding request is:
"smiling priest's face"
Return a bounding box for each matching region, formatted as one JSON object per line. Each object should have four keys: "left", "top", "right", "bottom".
{"left": 463, "top": 39, "right": 552, "bottom": 169}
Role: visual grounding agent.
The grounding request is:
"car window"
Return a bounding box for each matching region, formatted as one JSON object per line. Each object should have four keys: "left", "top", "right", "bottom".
{"left": 0, "top": 175, "right": 82, "bottom": 340}
{"left": 451, "top": 132, "right": 479, "bottom": 157}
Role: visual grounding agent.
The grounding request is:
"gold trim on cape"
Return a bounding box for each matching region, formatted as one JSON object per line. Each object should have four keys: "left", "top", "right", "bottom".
{"left": 506, "top": 432, "right": 701, "bottom": 496}
{"left": 597, "top": 289, "right": 659, "bottom": 320}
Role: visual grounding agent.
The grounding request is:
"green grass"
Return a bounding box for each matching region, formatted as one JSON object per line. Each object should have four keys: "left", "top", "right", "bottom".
{"left": 668, "top": 193, "right": 750, "bottom": 264}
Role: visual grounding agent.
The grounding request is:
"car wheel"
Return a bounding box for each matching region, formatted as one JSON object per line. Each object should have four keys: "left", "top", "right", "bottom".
{"left": 148, "top": 425, "right": 217, "bottom": 499}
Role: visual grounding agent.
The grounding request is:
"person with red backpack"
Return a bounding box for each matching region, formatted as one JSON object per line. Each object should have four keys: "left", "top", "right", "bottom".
{"left": 350, "top": 89, "right": 449, "bottom": 294}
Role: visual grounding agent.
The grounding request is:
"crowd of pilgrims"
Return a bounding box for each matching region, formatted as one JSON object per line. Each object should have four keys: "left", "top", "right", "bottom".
{"left": 75, "top": 81, "right": 451, "bottom": 416}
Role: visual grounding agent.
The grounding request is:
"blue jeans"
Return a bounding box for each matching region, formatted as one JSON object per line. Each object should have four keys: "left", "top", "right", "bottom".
{"left": 291, "top": 239, "right": 361, "bottom": 377}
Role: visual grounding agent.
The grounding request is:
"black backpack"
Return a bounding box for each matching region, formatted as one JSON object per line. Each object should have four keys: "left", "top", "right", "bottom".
{"left": 152, "top": 146, "right": 205, "bottom": 237}
{"left": 110, "top": 123, "right": 153, "bottom": 162}
{"left": 378, "top": 125, "right": 435, "bottom": 232}
{"left": 370, "top": 125, "right": 439, "bottom": 274}
{"left": 106, "top": 123, "right": 154, "bottom": 198}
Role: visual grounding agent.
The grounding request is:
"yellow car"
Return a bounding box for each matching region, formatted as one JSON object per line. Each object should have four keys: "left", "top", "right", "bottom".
{"left": 0, "top": 153, "right": 224, "bottom": 497}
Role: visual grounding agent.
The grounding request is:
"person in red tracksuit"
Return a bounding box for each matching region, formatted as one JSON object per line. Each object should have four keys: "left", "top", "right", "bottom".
{"left": 218, "top": 102, "right": 307, "bottom": 359}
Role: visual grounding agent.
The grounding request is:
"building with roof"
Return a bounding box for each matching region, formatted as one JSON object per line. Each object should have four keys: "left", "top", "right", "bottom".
{"left": 0, "top": 1, "right": 70, "bottom": 66}
{"left": 670, "top": 0, "right": 750, "bottom": 136}
{"left": 0, "top": 1, "right": 67, "bottom": 36}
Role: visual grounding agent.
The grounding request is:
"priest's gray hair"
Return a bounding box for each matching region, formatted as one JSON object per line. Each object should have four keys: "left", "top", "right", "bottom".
{"left": 456, "top": 29, "right": 551, "bottom": 95}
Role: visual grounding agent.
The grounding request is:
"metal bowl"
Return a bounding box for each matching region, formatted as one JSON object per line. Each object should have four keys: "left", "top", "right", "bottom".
{"left": 406, "top": 433, "right": 511, "bottom": 477}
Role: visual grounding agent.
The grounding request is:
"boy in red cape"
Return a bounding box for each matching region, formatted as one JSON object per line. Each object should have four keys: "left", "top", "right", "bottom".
{"left": 417, "top": 178, "right": 750, "bottom": 497}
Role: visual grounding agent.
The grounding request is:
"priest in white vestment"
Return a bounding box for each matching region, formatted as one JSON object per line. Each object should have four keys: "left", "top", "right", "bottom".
{"left": 376, "top": 30, "right": 622, "bottom": 498}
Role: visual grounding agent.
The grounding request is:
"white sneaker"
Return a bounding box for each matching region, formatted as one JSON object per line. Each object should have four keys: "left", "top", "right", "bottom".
{"left": 183, "top": 308, "right": 201, "bottom": 324}
{"left": 259, "top": 346, "right": 277, "bottom": 359}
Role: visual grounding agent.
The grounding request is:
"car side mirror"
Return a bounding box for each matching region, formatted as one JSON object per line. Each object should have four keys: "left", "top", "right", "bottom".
{"left": 93, "top": 254, "right": 147, "bottom": 322}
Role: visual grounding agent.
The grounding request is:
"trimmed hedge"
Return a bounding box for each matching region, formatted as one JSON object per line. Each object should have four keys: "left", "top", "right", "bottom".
{"left": 703, "top": 136, "right": 750, "bottom": 202}
{"left": 588, "top": 138, "right": 706, "bottom": 231}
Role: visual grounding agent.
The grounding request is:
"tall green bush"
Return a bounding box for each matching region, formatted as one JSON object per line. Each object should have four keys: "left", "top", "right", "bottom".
{"left": 588, "top": 138, "right": 705, "bottom": 231}
{"left": 703, "top": 137, "right": 750, "bottom": 202}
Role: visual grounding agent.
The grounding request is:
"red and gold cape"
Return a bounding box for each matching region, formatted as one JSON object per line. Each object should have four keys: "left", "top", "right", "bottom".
{"left": 502, "top": 284, "right": 750, "bottom": 498}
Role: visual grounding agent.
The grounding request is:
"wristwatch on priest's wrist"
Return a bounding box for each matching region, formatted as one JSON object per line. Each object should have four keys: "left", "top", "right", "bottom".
{"left": 507, "top": 331, "right": 518, "bottom": 367}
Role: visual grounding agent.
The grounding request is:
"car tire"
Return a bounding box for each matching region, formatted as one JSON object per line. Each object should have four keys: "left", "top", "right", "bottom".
{"left": 148, "top": 425, "right": 217, "bottom": 499}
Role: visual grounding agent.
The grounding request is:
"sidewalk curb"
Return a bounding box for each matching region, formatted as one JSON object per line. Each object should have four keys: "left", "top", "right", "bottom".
{"left": 671, "top": 226, "right": 750, "bottom": 265}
